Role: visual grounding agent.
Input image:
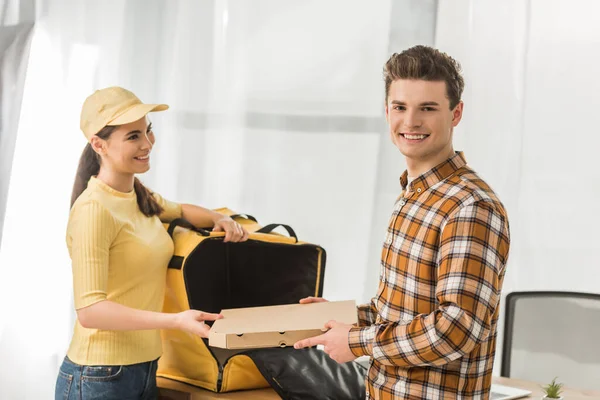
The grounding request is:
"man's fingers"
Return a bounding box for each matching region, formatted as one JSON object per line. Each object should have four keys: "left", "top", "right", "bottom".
{"left": 293, "top": 338, "right": 314, "bottom": 349}
{"left": 324, "top": 320, "right": 339, "bottom": 330}
{"left": 294, "top": 334, "right": 325, "bottom": 349}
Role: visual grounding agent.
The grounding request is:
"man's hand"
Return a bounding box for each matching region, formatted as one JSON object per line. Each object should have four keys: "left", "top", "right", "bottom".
{"left": 213, "top": 217, "right": 249, "bottom": 242}
{"left": 294, "top": 320, "right": 357, "bottom": 364}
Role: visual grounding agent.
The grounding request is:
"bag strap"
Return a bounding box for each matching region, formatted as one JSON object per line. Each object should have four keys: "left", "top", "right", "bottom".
{"left": 167, "top": 218, "right": 211, "bottom": 238}
{"left": 256, "top": 224, "right": 298, "bottom": 242}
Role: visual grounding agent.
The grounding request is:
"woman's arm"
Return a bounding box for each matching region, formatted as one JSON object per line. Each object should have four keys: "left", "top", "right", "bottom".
{"left": 180, "top": 203, "right": 224, "bottom": 228}
{"left": 77, "top": 300, "right": 222, "bottom": 337}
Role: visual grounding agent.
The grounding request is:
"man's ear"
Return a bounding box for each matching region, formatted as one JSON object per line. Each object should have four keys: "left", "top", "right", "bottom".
{"left": 452, "top": 101, "right": 464, "bottom": 127}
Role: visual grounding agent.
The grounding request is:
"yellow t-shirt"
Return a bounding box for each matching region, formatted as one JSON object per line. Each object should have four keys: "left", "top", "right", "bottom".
{"left": 66, "top": 176, "right": 182, "bottom": 365}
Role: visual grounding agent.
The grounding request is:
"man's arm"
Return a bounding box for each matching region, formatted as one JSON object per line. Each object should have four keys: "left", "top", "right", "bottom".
{"left": 356, "top": 298, "right": 378, "bottom": 327}
{"left": 348, "top": 201, "right": 510, "bottom": 367}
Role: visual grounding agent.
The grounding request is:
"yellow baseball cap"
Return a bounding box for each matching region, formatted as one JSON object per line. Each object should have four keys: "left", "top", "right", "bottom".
{"left": 80, "top": 86, "right": 169, "bottom": 140}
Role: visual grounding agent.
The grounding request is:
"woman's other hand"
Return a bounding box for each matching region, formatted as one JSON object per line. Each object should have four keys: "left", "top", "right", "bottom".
{"left": 213, "top": 217, "right": 249, "bottom": 242}
{"left": 175, "top": 310, "right": 223, "bottom": 338}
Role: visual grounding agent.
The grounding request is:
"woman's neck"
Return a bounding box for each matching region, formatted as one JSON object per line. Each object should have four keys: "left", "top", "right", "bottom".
{"left": 96, "top": 169, "right": 135, "bottom": 193}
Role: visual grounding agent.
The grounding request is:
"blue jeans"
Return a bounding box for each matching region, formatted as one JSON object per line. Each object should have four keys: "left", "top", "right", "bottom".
{"left": 55, "top": 356, "right": 159, "bottom": 400}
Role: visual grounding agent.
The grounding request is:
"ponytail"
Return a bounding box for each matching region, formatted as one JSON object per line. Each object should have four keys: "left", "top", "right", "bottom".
{"left": 70, "top": 125, "right": 164, "bottom": 217}
{"left": 133, "top": 177, "right": 164, "bottom": 217}
{"left": 70, "top": 142, "right": 101, "bottom": 208}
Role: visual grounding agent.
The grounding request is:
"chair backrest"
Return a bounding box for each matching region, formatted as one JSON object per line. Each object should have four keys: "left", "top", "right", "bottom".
{"left": 501, "top": 291, "right": 600, "bottom": 391}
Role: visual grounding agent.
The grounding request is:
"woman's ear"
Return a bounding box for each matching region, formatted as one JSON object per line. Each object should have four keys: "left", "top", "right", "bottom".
{"left": 89, "top": 136, "right": 105, "bottom": 155}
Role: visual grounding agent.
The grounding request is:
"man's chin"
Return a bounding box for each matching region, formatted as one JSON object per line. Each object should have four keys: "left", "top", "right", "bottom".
{"left": 396, "top": 146, "right": 424, "bottom": 159}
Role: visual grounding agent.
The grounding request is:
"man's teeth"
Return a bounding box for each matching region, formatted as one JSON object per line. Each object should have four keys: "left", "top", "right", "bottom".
{"left": 135, "top": 155, "right": 149, "bottom": 160}
{"left": 403, "top": 134, "right": 427, "bottom": 140}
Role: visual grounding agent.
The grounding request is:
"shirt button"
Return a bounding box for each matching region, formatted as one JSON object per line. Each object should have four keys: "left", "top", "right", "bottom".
{"left": 399, "top": 200, "right": 406, "bottom": 206}
{"left": 417, "top": 187, "right": 422, "bottom": 193}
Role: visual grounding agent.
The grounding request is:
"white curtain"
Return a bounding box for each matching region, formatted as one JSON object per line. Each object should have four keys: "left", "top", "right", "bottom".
{"left": 0, "top": 0, "right": 34, "bottom": 250}
{"left": 0, "top": 1, "right": 439, "bottom": 398}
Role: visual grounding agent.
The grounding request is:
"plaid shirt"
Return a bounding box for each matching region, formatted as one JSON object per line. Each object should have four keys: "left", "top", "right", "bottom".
{"left": 349, "top": 152, "right": 510, "bottom": 400}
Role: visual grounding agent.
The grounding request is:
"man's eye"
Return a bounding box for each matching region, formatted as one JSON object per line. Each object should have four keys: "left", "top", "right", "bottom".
{"left": 422, "top": 107, "right": 436, "bottom": 111}
{"left": 129, "top": 134, "right": 138, "bottom": 140}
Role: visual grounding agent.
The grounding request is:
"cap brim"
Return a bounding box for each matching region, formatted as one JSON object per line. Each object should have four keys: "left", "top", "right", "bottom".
{"left": 108, "top": 103, "right": 169, "bottom": 126}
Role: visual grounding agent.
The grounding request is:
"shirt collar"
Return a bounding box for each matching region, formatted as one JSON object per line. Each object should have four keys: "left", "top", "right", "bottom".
{"left": 400, "top": 151, "right": 467, "bottom": 192}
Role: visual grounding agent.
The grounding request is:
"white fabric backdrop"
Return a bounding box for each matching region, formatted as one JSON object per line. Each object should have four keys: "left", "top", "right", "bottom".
{"left": 435, "top": 0, "right": 600, "bottom": 387}
{"left": 0, "top": 0, "right": 34, "bottom": 254}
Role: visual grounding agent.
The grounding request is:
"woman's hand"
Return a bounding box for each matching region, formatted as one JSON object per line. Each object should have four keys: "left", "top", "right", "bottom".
{"left": 213, "top": 217, "right": 249, "bottom": 242}
{"left": 299, "top": 296, "right": 329, "bottom": 304}
{"left": 174, "top": 310, "right": 223, "bottom": 338}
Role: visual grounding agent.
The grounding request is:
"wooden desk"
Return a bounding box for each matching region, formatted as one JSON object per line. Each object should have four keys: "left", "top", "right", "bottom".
{"left": 493, "top": 377, "right": 600, "bottom": 400}
{"left": 157, "top": 378, "right": 280, "bottom": 400}
{"left": 158, "top": 376, "right": 600, "bottom": 399}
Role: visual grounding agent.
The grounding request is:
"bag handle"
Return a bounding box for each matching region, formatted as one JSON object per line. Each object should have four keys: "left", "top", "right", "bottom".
{"left": 229, "top": 214, "right": 258, "bottom": 222}
{"left": 167, "top": 218, "right": 211, "bottom": 238}
{"left": 256, "top": 224, "right": 298, "bottom": 242}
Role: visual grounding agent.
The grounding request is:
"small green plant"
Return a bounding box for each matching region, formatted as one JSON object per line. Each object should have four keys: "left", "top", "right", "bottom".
{"left": 541, "top": 377, "right": 564, "bottom": 399}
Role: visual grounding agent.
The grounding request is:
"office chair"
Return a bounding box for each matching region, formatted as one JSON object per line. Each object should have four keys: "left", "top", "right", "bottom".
{"left": 501, "top": 291, "right": 600, "bottom": 391}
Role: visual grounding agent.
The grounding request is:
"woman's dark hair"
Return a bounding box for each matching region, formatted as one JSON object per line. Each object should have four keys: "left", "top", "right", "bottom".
{"left": 70, "top": 125, "right": 164, "bottom": 217}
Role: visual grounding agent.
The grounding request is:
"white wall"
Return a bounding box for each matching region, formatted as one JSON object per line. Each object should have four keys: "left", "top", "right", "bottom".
{"left": 435, "top": 0, "right": 600, "bottom": 382}
{"left": 436, "top": 0, "right": 600, "bottom": 298}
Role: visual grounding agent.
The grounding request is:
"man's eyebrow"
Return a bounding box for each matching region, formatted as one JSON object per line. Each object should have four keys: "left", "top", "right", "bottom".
{"left": 390, "top": 100, "right": 440, "bottom": 106}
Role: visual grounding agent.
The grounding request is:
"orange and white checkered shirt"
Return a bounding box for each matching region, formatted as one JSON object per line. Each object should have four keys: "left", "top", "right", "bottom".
{"left": 349, "top": 152, "right": 510, "bottom": 400}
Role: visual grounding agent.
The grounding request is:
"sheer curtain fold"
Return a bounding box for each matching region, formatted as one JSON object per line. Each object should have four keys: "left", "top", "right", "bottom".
{"left": 0, "top": 0, "right": 34, "bottom": 251}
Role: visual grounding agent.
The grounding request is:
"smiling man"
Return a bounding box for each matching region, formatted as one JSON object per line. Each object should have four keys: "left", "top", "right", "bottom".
{"left": 295, "top": 46, "right": 511, "bottom": 399}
